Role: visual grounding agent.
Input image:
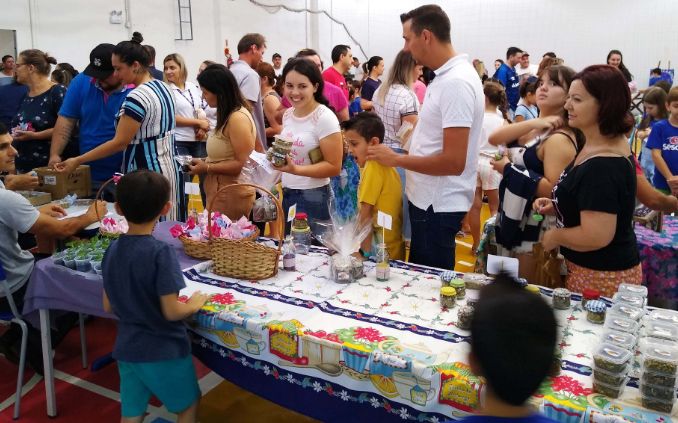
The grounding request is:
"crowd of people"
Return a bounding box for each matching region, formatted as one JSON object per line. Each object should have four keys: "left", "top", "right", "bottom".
{"left": 1, "top": 3, "right": 678, "bottom": 422}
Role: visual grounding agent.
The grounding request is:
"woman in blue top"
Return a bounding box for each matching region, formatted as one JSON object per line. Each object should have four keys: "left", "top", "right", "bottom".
{"left": 56, "top": 32, "right": 184, "bottom": 221}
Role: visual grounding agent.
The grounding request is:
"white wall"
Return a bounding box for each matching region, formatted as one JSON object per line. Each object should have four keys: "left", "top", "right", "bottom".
{"left": 0, "top": 0, "right": 675, "bottom": 88}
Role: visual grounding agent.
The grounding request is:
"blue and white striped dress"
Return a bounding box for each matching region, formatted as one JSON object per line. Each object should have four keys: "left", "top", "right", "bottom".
{"left": 118, "top": 80, "right": 185, "bottom": 221}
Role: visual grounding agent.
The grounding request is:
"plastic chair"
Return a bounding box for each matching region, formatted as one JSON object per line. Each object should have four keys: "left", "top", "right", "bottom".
{"left": 0, "top": 263, "right": 29, "bottom": 420}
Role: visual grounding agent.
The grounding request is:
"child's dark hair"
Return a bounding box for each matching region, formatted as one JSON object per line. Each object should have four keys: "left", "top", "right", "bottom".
{"left": 519, "top": 77, "right": 538, "bottom": 99}
{"left": 483, "top": 81, "right": 510, "bottom": 122}
{"left": 113, "top": 32, "right": 151, "bottom": 67}
{"left": 115, "top": 170, "right": 170, "bottom": 224}
{"left": 0, "top": 122, "right": 8, "bottom": 136}
{"left": 471, "top": 272, "right": 557, "bottom": 406}
{"left": 341, "top": 112, "right": 385, "bottom": 143}
{"left": 651, "top": 67, "right": 662, "bottom": 76}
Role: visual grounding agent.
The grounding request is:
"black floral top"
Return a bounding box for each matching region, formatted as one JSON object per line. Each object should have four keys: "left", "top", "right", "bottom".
{"left": 11, "top": 84, "right": 66, "bottom": 172}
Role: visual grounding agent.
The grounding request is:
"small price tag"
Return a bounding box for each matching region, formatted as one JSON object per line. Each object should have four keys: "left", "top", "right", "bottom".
{"left": 377, "top": 211, "right": 392, "bottom": 230}
{"left": 287, "top": 204, "right": 297, "bottom": 222}
{"left": 44, "top": 175, "right": 57, "bottom": 185}
{"left": 486, "top": 254, "right": 519, "bottom": 278}
{"left": 184, "top": 182, "right": 200, "bottom": 195}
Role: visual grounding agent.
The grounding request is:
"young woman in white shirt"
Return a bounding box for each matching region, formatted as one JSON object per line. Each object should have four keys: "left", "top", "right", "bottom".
{"left": 276, "top": 58, "right": 343, "bottom": 234}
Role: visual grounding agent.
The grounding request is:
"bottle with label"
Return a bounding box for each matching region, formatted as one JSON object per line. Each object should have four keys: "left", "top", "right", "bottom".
{"left": 375, "top": 243, "right": 390, "bottom": 282}
{"left": 282, "top": 236, "right": 296, "bottom": 271}
{"left": 290, "top": 212, "right": 312, "bottom": 254}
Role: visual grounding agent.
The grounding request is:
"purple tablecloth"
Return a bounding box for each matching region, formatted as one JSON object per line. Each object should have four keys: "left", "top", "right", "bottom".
{"left": 635, "top": 216, "right": 678, "bottom": 309}
{"left": 22, "top": 221, "right": 201, "bottom": 322}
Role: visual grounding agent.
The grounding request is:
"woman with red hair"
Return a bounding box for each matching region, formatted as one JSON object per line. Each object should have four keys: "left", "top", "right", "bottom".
{"left": 534, "top": 65, "right": 641, "bottom": 296}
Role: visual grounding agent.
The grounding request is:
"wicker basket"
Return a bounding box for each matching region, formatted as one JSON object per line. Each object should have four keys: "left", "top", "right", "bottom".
{"left": 94, "top": 177, "right": 121, "bottom": 238}
{"left": 208, "top": 182, "right": 283, "bottom": 280}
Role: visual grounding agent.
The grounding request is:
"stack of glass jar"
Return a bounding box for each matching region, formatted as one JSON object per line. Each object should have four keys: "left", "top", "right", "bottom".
{"left": 638, "top": 306, "right": 678, "bottom": 414}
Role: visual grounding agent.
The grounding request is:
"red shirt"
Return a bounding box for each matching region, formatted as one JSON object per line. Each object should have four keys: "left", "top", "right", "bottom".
{"left": 322, "top": 66, "right": 349, "bottom": 100}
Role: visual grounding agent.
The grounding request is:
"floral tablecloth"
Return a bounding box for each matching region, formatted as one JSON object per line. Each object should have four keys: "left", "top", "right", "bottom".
{"left": 636, "top": 216, "right": 678, "bottom": 309}
{"left": 179, "top": 248, "right": 677, "bottom": 422}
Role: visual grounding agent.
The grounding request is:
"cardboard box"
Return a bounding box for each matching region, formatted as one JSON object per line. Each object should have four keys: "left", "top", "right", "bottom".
{"left": 35, "top": 165, "right": 92, "bottom": 200}
{"left": 17, "top": 190, "right": 52, "bottom": 206}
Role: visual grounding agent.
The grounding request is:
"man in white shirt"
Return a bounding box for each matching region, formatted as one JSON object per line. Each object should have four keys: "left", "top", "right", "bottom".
{"left": 516, "top": 51, "right": 538, "bottom": 81}
{"left": 230, "top": 33, "right": 267, "bottom": 152}
{"left": 272, "top": 53, "right": 283, "bottom": 78}
{"left": 367, "top": 4, "right": 484, "bottom": 270}
{"left": 349, "top": 57, "right": 364, "bottom": 82}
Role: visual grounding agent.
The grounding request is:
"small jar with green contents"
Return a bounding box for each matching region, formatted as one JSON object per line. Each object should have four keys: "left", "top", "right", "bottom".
{"left": 440, "top": 287, "right": 457, "bottom": 309}
{"left": 586, "top": 300, "right": 607, "bottom": 324}
{"left": 552, "top": 288, "right": 571, "bottom": 310}
{"left": 457, "top": 305, "right": 474, "bottom": 330}
{"left": 449, "top": 279, "right": 466, "bottom": 299}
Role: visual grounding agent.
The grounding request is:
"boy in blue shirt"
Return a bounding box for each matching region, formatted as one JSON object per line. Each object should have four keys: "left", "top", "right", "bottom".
{"left": 460, "top": 272, "right": 558, "bottom": 423}
{"left": 648, "top": 86, "right": 678, "bottom": 195}
{"left": 102, "top": 170, "right": 208, "bottom": 422}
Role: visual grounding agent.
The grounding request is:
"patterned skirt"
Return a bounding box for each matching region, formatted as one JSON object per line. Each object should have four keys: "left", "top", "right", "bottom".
{"left": 566, "top": 260, "right": 643, "bottom": 298}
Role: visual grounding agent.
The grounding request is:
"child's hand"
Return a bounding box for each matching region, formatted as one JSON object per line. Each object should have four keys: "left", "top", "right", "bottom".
{"left": 187, "top": 291, "right": 209, "bottom": 312}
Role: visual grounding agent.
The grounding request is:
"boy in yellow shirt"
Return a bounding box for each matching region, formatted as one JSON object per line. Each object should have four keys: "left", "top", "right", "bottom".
{"left": 342, "top": 113, "right": 405, "bottom": 260}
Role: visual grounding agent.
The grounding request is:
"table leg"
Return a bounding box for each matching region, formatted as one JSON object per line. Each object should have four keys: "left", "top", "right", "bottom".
{"left": 40, "top": 309, "right": 57, "bottom": 417}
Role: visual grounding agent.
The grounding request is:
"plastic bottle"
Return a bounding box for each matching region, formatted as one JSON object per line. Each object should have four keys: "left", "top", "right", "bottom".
{"left": 282, "top": 236, "right": 296, "bottom": 271}
{"left": 290, "top": 212, "right": 312, "bottom": 254}
{"left": 375, "top": 243, "right": 390, "bottom": 282}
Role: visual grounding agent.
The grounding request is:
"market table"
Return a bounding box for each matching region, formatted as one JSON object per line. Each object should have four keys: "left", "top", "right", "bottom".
{"left": 635, "top": 215, "right": 678, "bottom": 309}
{"left": 22, "top": 221, "right": 201, "bottom": 417}
{"left": 180, "top": 251, "right": 677, "bottom": 422}
{"left": 22, "top": 222, "right": 678, "bottom": 421}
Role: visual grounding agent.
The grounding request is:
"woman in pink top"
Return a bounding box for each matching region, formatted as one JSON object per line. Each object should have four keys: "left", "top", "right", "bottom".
{"left": 412, "top": 64, "right": 426, "bottom": 105}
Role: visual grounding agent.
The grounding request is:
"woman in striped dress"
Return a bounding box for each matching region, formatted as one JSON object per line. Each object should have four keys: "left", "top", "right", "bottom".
{"left": 56, "top": 32, "right": 184, "bottom": 221}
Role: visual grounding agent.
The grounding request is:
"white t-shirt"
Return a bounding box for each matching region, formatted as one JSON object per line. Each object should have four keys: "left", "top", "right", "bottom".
{"left": 516, "top": 64, "right": 538, "bottom": 77}
{"left": 479, "top": 112, "right": 505, "bottom": 153}
{"left": 170, "top": 81, "right": 206, "bottom": 142}
{"left": 0, "top": 181, "right": 40, "bottom": 293}
{"left": 406, "top": 54, "right": 485, "bottom": 213}
{"left": 280, "top": 104, "right": 341, "bottom": 189}
{"left": 350, "top": 65, "right": 364, "bottom": 82}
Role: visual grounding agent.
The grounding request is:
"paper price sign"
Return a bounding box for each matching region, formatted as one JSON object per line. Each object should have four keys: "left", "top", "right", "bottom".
{"left": 377, "top": 211, "right": 392, "bottom": 230}
{"left": 184, "top": 182, "right": 200, "bottom": 195}
{"left": 287, "top": 204, "right": 297, "bottom": 222}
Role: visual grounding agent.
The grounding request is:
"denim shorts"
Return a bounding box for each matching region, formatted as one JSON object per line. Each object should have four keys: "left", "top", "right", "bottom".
{"left": 118, "top": 355, "right": 200, "bottom": 417}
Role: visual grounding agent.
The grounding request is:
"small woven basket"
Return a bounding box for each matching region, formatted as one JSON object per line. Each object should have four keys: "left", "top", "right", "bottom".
{"left": 208, "top": 182, "right": 283, "bottom": 280}
{"left": 94, "top": 177, "right": 121, "bottom": 238}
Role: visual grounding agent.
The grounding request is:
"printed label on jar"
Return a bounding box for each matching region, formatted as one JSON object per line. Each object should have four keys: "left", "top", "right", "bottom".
{"left": 283, "top": 257, "right": 296, "bottom": 270}
{"left": 376, "top": 264, "right": 390, "bottom": 281}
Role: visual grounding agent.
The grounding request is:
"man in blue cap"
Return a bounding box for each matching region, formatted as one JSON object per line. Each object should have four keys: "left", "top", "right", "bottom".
{"left": 49, "top": 43, "right": 133, "bottom": 194}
